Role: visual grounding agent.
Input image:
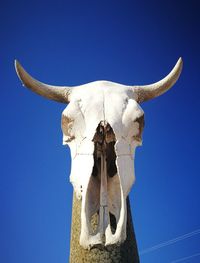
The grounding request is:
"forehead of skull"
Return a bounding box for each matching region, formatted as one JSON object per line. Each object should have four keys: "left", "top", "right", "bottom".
{"left": 70, "top": 80, "right": 136, "bottom": 100}
{"left": 62, "top": 81, "right": 144, "bottom": 139}
{"left": 66, "top": 80, "right": 139, "bottom": 108}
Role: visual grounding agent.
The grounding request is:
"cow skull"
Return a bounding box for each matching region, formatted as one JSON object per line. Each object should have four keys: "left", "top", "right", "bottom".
{"left": 15, "top": 58, "right": 183, "bottom": 249}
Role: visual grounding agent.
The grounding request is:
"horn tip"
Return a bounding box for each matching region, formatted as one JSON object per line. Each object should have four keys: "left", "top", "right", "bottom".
{"left": 14, "top": 59, "right": 21, "bottom": 74}
{"left": 177, "top": 57, "right": 183, "bottom": 75}
{"left": 178, "top": 57, "right": 183, "bottom": 67}
{"left": 14, "top": 60, "right": 25, "bottom": 86}
{"left": 14, "top": 59, "right": 19, "bottom": 69}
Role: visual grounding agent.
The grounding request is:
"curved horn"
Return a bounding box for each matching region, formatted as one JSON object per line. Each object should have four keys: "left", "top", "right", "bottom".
{"left": 15, "top": 60, "right": 71, "bottom": 103}
{"left": 133, "top": 57, "right": 183, "bottom": 103}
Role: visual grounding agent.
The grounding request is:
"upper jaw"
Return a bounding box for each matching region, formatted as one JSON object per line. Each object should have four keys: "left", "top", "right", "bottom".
{"left": 78, "top": 121, "right": 135, "bottom": 249}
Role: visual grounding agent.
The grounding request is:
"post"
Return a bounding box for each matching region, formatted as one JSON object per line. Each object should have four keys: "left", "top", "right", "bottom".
{"left": 70, "top": 193, "right": 140, "bottom": 263}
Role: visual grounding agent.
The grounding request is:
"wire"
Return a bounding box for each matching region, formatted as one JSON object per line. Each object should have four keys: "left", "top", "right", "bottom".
{"left": 170, "top": 252, "right": 200, "bottom": 263}
{"left": 140, "top": 229, "right": 200, "bottom": 255}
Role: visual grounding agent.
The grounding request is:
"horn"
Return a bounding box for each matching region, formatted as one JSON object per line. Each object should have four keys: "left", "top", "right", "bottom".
{"left": 15, "top": 60, "right": 71, "bottom": 103}
{"left": 133, "top": 57, "right": 183, "bottom": 103}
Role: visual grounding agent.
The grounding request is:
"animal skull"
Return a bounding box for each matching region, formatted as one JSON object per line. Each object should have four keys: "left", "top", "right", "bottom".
{"left": 15, "top": 58, "right": 183, "bottom": 249}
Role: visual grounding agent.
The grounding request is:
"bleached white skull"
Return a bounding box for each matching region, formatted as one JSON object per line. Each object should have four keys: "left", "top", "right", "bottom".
{"left": 15, "top": 58, "right": 183, "bottom": 249}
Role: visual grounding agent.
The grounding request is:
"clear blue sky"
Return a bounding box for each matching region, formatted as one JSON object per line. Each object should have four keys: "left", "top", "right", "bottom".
{"left": 0, "top": 1, "right": 199, "bottom": 262}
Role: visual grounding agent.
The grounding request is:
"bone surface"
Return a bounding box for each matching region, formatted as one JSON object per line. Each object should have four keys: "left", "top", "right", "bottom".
{"left": 61, "top": 84, "right": 144, "bottom": 248}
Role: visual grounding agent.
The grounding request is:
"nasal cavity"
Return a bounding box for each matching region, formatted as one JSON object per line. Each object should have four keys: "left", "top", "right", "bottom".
{"left": 92, "top": 121, "right": 117, "bottom": 178}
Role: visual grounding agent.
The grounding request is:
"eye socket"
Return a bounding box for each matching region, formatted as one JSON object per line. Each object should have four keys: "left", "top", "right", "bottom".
{"left": 134, "top": 114, "right": 145, "bottom": 142}
{"left": 135, "top": 114, "right": 145, "bottom": 130}
{"left": 61, "top": 114, "right": 75, "bottom": 142}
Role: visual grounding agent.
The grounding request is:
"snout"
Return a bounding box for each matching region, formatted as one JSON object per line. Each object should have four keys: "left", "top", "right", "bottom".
{"left": 79, "top": 121, "right": 128, "bottom": 248}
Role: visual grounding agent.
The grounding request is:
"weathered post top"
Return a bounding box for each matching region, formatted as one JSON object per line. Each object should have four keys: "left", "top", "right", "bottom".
{"left": 15, "top": 58, "right": 183, "bottom": 261}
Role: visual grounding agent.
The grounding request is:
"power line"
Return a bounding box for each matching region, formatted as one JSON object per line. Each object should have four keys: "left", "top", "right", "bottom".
{"left": 140, "top": 229, "right": 200, "bottom": 255}
{"left": 170, "top": 252, "right": 200, "bottom": 263}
